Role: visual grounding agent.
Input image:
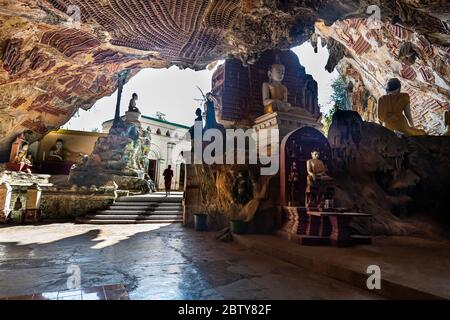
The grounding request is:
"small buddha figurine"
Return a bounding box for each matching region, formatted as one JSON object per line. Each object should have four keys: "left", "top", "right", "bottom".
{"left": 128, "top": 93, "right": 141, "bottom": 113}
{"left": 262, "top": 62, "right": 292, "bottom": 113}
{"left": 15, "top": 143, "right": 33, "bottom": 173}
{"left": 48, "top": 139, "right": 65, "bottom": 161}
{"left": 288, "top": 161, "right": 299, "bottom": 204}
{"left": 306, "top": 150, "right": 333, "bottom": 191}
{"left": 377, "top": 78, "right": 426, "bottom": 136}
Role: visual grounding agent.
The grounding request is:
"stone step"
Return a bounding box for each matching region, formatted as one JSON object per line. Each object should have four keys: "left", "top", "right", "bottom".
{"left": 116, "top": 197, "right": 183, "bottom": 203}
{"left": 97, "top": 210, "right": 182, "bottom": 215}
{"left": 108, "top": 205, "right": 182, "bottom": 211}
{"left": 77, "top": 193, "right": 184, "bottom": 225}
{"left": 76, "top": 218, "right": 183, "bottom": 224}
{"left": 111, "top": 203, "right": 182, "bottom": 209}
{"left": 86, "top": 214, "right": 182, "bottom": 220}
{"left": 151, "top": 191, "right": 184, "bottom": 195}
{"left": 114, "top": 198, "right": 183, "bottom": 206}
{"left": 113, "top": 201, "right": 182, "bottom": 205}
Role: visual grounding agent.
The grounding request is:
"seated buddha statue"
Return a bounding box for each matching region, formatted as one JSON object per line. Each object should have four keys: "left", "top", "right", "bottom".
{"left": 128, "top": 93, "right": 141, "bottom": 113}
{"left": 15, "top": 143, "right": 33, "bottom": 173}
{"left": 262, "top": 63, "right": 292, "bottom": 114}
{"left": 48, "top": 139, "right": 65, "bottom": 161}
{"left": 377, "top": 78, "right": 427, "bottom": 136}
{"left": 306, "top": 150, "right": 333, "bottom": 192}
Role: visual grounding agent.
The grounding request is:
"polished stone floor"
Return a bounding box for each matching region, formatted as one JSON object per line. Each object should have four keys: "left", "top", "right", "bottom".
{"left": 0, "top": 284, "right": 129, "bottom": 300}
{"left": 0, "top": 223, "right": 378, "bottom": 299}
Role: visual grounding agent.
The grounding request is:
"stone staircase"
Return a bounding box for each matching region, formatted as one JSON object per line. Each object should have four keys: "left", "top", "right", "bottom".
{"left": 76, "top": 192, "right": 183, "bottom": 224}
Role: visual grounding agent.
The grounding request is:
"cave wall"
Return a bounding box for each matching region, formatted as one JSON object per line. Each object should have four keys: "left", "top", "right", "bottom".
{"left": 7, "top": 0, "right": 446, "bottom": 161}
{"left": 316, "top": 16, "right": 450, "bottom": 134}
{"left": 184, "top": 163, "right": 279, "bottom": 232}
{"left": 2, "top": 0, "right": 344, "bottom": 160}
{"left": 329, "top": 110, "right": 450, "bottom": 238}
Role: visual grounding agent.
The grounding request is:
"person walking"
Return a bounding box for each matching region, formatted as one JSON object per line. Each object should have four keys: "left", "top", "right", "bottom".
{"left": 163, "top": 165, "right": 174, "bottom": 197}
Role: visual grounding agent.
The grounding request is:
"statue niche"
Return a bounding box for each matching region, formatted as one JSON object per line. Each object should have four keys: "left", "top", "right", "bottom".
{"left": 5, "top": 134, "right": 33, "bottom": 173}
{"left": 211, "top": 49, "right": 321, "bottom": 125}
{"left": 306, "top": 149, "right": 334, "bottom": 209}
{"left": 280, "top": 127, "right": 333, "bottom": 208}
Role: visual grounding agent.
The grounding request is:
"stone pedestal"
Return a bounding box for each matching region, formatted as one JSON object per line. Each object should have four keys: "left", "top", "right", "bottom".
{"left": 0, "top": 182, "right": 12, "bottom": 223}
{"left": 22, "top": 183, "right": 42, "bottom": 224}
{"left": 69, "top": 119, "right": 149, "bottom": 188}
{"left": 125, "top": 111, "right": 141, "bottom": 126}
{"left": 183, "top": 164, "right": 203, "bottom": 228}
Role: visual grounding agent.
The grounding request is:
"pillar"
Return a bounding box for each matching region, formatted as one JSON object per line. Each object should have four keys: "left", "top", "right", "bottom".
{"left": 183, "top": 164, "right": 203, "bottom": 228}
{"left": 22, "top": 183, "right": 42, "bottom": 224}
{"left": 0, "top": 182, "right": 12, "bottom": 223}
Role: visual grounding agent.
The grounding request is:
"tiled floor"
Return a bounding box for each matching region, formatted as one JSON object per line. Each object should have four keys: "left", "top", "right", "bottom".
{"left": 0, "top": 284, "right": 129, "bottom": 300}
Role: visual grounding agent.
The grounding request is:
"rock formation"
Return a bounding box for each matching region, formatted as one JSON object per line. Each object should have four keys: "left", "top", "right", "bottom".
{"left": 69, "top": 118, "right": 151, "bottom": 189}
{"left": 2, "top": 0, "right": 448, "bottom": 161}
{"left": 184, "top": 162, "right": 279, "bottom": 232}
{"left": 329, "top": 110, "right": 450, "bottom": 238}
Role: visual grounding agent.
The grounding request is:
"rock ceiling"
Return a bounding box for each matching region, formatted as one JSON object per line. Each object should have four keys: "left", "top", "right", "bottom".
{"left": 0, "top": 0, "right": 449, "bottom": 158}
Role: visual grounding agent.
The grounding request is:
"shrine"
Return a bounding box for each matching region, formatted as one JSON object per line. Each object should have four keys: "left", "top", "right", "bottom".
{"left": 212, "top": 50, "right": 322, "bottom": 138}
{"left": 278, "top": 127, "right": 371, "bottom": 247}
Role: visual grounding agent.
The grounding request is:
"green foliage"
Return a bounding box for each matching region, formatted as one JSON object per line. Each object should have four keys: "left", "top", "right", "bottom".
{"left": 322, "top": 76, "right": 347, "bottom": 135}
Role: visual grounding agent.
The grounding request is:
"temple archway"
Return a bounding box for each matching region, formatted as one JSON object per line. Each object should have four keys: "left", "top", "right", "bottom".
{"left": 280, "top": 127, "right": 332, "bottom": 207}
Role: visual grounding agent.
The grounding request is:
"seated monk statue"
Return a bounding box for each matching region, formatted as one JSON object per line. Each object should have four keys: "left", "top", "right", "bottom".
{"left": 48, "top": 139, "right": 65, "bottom": 161}
{"left": 128, "top": 93, "right": 141, "bottom": 113}
{"left": 377, "top": 78, "right": 426, "bottom": 136}
{"left": 15, "top": 142, "right": 33, "bottom": 173}
{"left": 306, "top": 150, "right": 333, "bottom": 192}
{"left": 262, "top": 62, "right": 292, "bottom": 114}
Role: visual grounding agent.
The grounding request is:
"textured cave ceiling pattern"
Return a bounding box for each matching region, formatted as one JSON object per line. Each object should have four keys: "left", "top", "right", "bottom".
{"left": 0, "top": 0, "right": 449, "bottom": 157}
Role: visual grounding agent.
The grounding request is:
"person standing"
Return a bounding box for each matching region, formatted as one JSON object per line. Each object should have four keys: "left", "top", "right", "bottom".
{"left": 163, "top": 165, "right": 174, "bottom": 197}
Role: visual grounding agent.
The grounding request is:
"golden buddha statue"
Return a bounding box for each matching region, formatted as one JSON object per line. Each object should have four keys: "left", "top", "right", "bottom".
{"left": 262, "top": 63, "right": 292, "bottom": 113}
{"left": 15, "top": 143, "right": 33, "bottom": 173}
{"left": 377, "top": 78, "right": 427, "bottom": 136}
{"left": 306, "top": 150, "right": 333, "bottom": 192}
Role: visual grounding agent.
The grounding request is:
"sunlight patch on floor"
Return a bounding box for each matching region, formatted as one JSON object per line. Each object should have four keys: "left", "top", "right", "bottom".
{"left": 0, "top": 223, "right": 172, "bottom": 249}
